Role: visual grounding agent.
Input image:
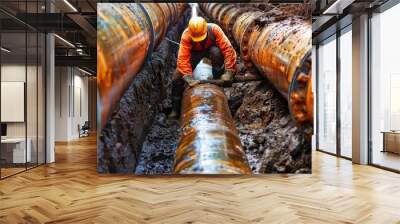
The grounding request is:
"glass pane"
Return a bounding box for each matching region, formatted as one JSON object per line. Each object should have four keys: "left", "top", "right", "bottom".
{"left": 317, "top": 36, "right": 337, "bottom": 154}
{"left": 371, "top": 4, "right": 400, "bottom": 171}
{"left": 340, "top": 28, "right": 352, "bottom": 158}
{"left": 38, "top": 32, "right": 45, "bottom": 165}
{"left": 1, "top": 30, "right": 27, "bottom": 177}
{"left": 27, "top": 31, "right": 38, "bottom": 169}
{"left": 0, "top": 0, "right": 46, "bottom": 178}
{"left": 312, "top": 45, "right": 317, "bottom": 150}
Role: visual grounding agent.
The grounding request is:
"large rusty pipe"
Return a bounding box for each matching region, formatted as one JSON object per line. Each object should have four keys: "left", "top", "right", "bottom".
{"left": 97, "top": 3, "right": 185, "bottom": 128}
{"left": 199, "top": 3, "right": 313, "bottom": 125}
{"left": 173, "top": 84, "right": 251, "bottom": 174}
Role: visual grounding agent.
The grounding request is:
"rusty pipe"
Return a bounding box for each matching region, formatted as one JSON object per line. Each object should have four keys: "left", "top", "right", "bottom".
{"left": 97, "top": 3, "right": 185, "bottom": 128}
{"left": 199, "top": 3, "right": 313, "bottom": 125}
{"left": 246, "top": 17, "right": 313, "bottom": 124}
{"left": 173, "top": 84, "right": 252, "bottom": 174}
{"left": 200, "top": 4, "right": 252, "bottom": 41}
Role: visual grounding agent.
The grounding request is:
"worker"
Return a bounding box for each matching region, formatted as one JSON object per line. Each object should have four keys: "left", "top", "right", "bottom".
{"left": 169, "top": 16, "right": 237, "bottom": 119}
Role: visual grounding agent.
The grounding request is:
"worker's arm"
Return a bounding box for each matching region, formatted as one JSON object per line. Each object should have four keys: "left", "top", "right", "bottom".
{"left": 211, "top": 24, "right": 237, "bottom": 72}
{"left": 177, "top": 30, "right": 193, "bottom": 76}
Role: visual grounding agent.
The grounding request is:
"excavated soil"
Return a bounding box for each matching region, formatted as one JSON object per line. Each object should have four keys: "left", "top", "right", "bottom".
{"left": 135, "top": 78, "right": 311, "bottom": 175}
{"left": 99, "top": 4, "right": 311, "bottom": 174}
{"left": 135, "top": 114, "right": 179, "bottom": 175}
{"left": 98, "top": 8, "right": 190, "bottom": 174}
{"left": 225, "top": 80, "right": 311, "bottom": 173}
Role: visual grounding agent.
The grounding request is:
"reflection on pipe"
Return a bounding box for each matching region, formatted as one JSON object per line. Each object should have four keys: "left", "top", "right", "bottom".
{"left": 97, "top": 3, "right": 185, "bottom": 128}
{"left": 199, "top": 3, "right": 313, "bottom": 125}
{"left": 173, "top": 84, "right": 251, "bottom": 174}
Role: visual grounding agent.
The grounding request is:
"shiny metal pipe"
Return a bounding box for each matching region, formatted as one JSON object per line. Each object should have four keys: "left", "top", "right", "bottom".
{"left": 97, "top": 3, "right": 185, "bottom": 128}
{"left": 199, "top": 3, "right": 313, "bottom": 124}
{"left": 173, "top": 84, "right": 251, "bottom": 174}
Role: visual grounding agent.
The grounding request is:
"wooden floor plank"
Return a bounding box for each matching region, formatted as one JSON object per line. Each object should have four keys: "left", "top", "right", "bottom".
{"left": 0, "top": 135, "right": 399, "bottom": 223}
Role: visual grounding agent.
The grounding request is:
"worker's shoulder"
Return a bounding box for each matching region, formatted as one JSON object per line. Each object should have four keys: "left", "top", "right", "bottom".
{"left": 181, "top": 28, "right": 191, "bottom": 38}
{"left": 208, "top": 23, "right": 222, "bottom": 29}
{"left": 208, "top": 23, "right": 224, "bottom": 33}
{"left": 180, "top": 28, "right": 192, "bottom": 41}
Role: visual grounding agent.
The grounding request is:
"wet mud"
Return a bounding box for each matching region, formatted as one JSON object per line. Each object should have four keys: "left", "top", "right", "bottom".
{"left": 135, "top": 114, "right": 179, "bottom": 175}
{"left": 97, "top": 9, "right": 190, "bottom": 173}
{"left": 225, "top": 80, "right": 311, "bottom": 173}
{"left": 99, "top": 5, "right": 311, "bottom": 174}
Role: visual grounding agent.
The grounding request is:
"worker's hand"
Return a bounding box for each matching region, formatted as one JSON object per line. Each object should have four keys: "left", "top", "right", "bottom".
{"left": 183, "top": 75, "right": 200, "bottom": 88}
{"left": 220, "top": 70, "right": 234, "bottom": 81}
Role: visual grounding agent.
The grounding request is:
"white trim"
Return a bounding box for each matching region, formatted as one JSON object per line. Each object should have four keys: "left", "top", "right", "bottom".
{"left": 63, "top": 0, "right": 78, "bottom": 12}
{"left": 54, "top": 34, "right": 75, "bottom": 48}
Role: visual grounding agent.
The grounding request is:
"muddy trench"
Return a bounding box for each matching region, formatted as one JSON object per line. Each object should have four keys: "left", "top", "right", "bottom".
{"left": 134, "top": 71, "right": 311, "bottom": 175}
{"left": 98, "top": 4, "right": 311, "bottom": 174}
{"left": 98, "top": 8, "right": 190, "bottom": 173}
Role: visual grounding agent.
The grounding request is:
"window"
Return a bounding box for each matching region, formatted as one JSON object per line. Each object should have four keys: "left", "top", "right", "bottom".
{"left": 370, "top": 3, "right": 400, "bottom": 171}
{"left": 317, "top": 36, "right": 337, "bottom": 154}
{"left": 0, "top": 1, "right": 47, "bottom": 179}
{"left": 316, "top": 25, "right": 353, "bottom": 159}
{"left": 339, "top": 27, "right": 352, "bottom": 158}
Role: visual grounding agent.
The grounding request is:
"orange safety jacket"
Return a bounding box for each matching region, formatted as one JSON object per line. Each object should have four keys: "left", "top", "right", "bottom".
{"left": 177, "top": 23, "right": 237, "bottom": 76}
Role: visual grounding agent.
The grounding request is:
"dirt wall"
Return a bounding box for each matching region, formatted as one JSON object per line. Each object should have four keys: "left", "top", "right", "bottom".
{"left": 226, "top": 80, "right": 311, "bottom": 173}
{"left": 97, "top": 10, "right": 190, "bottom": 173}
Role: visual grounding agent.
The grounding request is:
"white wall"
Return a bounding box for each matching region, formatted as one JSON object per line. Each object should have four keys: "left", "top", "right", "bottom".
{"left": 1, "top": 65, "right": 26, "bottom": 139}
{"left": 1, "top": 65, "right": 25, "bottom": 134}
{"left": 54, "top": 67, "right": 89, "bottom": 141}
{"left": 72, "top": 73, "right": 89, "bottom": 138}
{"left": 55, "top": 67, "right": 69, "bottom": 141}
{"left": 1, "top": 65, "right": 42, "bottom": 138}
{"left": 1, "top": 63, "right": 46, "bottom": 164}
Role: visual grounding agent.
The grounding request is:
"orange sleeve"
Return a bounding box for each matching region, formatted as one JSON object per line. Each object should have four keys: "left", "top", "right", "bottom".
{"left": 211, "top": 24, "right": 237, "bottom": 71}
{"left": 177, "top": 29, "right": 193, "bottom": 76}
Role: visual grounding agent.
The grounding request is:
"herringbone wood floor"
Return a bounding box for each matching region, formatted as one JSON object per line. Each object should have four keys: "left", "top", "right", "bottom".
{"left": 0, "top": 135, "right": 399, "bottom": 224}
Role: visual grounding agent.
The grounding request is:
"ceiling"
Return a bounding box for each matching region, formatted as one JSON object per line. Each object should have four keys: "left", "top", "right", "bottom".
{"left": 312, "top": 0, "right": 391, "bottom": 44}
{"left": 0, "top": 0, "right": 96, "bottom": 74}
{"left": 2, "top": 0, "right": 395, "bottom": 73}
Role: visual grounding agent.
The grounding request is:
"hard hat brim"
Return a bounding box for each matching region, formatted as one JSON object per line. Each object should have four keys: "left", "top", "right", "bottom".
{"left": 191, "top": 32, "right": 207, "bottom": 42}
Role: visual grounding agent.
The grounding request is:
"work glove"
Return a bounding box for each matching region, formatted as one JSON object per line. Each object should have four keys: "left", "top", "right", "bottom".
{"left": 183, "top": 75, "right": 200, "bottom": 88}
{"left": 220, "top": 70, "right": 234, "bottom": 81}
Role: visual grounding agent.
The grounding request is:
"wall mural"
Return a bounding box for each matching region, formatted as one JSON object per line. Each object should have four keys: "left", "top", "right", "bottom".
{"left": 97, "top": 2, "right": 313, "bottom": 175}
